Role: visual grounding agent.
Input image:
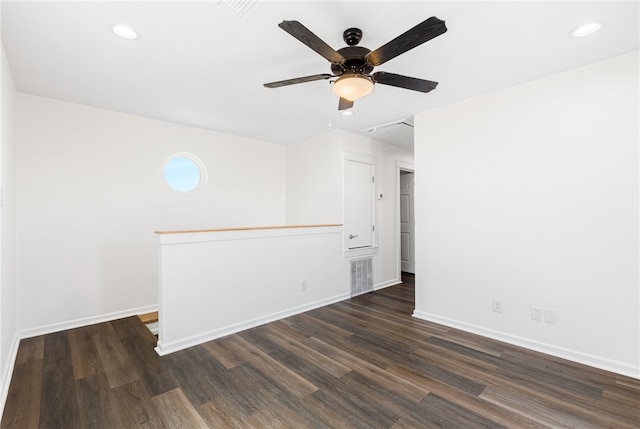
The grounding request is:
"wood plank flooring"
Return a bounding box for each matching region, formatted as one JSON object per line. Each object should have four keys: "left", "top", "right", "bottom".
{"left": 2, "top": 274, "right": 639, "bottom": 428}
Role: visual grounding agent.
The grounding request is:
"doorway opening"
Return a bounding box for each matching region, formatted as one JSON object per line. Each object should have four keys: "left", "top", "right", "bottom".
{"left": 399, "top": 169, "right": 415, "bottom": 277}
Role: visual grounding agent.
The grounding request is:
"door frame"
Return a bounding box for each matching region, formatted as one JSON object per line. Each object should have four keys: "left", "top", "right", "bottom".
{"left": 343, "top": 151, "right": 378, "bottom": 257}
{"left": 396, "top": 161, "right": 415, "bottom": 280}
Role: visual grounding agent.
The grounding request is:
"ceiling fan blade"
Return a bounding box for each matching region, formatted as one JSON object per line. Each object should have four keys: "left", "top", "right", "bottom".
{"left": 279, "top": 20, "right": 346, "bottom": 65}
{"left": 373, "top": 72, "right": 438, "bottom": 93}
{"left": 264, "top": 74, "right": 334, "bottom": 88}
{"left": 366, "top": 17, "right": 447, "bottom": 67}
{"left": 338, "top": 97, "right": 354, "bottom": 110}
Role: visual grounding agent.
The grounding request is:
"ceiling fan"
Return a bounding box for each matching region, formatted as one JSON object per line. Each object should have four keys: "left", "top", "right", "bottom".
{"left": 264, "top": 17, "right": 447, "bottom": 110}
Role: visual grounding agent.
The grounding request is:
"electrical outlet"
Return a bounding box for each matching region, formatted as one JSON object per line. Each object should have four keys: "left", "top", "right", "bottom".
{"left": 531, "top": 307, "right": 543, "bottom": 321}
{"left": 544, "top": 309, "right": 556, "bottom": 324}
{"left": 492, "top": 299, "right": 503, "bottom": 313}
{"left": 300, "top": 279, "right": 307, "bottom": 291}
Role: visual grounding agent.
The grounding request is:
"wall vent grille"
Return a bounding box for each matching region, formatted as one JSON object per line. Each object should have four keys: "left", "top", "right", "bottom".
{"left": 350, "top": 257, "right": 373, "bottom": 297}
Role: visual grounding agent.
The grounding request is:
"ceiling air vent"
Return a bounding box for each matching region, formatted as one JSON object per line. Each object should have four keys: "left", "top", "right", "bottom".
{"left": 359, "top": 118, "right": 415, "bottom": 149}
{"left": 215, "top": 0, "right": 257, "bottom": 18}
{"left": 361, "top": 118, "right": 414, "bottom": 133}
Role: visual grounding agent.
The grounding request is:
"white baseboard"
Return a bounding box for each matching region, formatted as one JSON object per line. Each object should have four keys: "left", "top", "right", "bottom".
{"left": 18, "top": 304, "right": 159, "bottom": 340}
{"left": 0, "top": 333, "right": 21, "bottom": 423}
{"left": 413, "top": 310, "right": 640, "bottom": 380}
{"left": 156, "top": 293, "right": 350, "bottom": 356}
{"left": 374, "top": 279, "right": 402, "bottom": 291}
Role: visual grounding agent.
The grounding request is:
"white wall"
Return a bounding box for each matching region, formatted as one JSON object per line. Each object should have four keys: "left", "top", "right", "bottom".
{"left": 156, "top": 226, "right": 347, "bottom": 355}
{"left": 414, "top": 51, "right": 639, "bottom": 377}
{"left": 0, "top": 41, "right": 18, "bottom": 407}
{"left": 286, "top": 129, "right": 414, "bottom": 289}
{"left": 286, "top": 133, "right": 342, "bottom": 224}
{"left": 15, "top": 94, "right": 286, "bottom": 334}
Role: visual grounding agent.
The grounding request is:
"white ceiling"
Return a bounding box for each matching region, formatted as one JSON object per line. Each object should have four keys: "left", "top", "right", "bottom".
{"left": 2, "top": 1, "right": 638, "bottom": 148}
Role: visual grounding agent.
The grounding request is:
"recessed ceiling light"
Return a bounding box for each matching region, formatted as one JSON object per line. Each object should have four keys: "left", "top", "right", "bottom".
{"left": 111, "top": 24, "right": 141, "bottom": 40}
{"left": 568, "top": 20, "right": 605, "bottom": 38}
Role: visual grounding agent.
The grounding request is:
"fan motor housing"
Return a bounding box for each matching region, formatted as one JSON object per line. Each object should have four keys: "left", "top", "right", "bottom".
{"left": 343, "top": 27, "right": 363, "bottom": 46}
{"left": 331, "top": 46, "right": 373, "bottom": 75}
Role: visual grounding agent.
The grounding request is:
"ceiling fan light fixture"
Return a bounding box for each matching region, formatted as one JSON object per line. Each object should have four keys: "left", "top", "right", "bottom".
{"left": 332, "top": 74, "right": 374, "bottom": 101}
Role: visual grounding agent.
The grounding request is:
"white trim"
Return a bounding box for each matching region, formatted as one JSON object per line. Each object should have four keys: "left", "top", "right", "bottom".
{"left": 396, "top": 161, "right": 415, "bottom": 171}
{"left": 155, "top": 292, "right": 350, "bottom": 356}
{"left": 162, "top": 152, "right": 207, "bottom": 194}
{"left": 395, "top": 161, "right": 414, "bottom": 280}
{"left": 412, "top": 310, "right": 640, "bottom": 380}
{"left": 18, "top": 304, "right": 159, "bottom": 340}
{"left": 374, "top": 279, "right": 402, "bottom": 291}
{"left": 0, "top": 333, "right": 20, "bottom": 423}
{"left": 343, "top": 151, "right": 377, "bottom": 166}
{"left": 343, "top": 245, "right": 379, "bottom": 258}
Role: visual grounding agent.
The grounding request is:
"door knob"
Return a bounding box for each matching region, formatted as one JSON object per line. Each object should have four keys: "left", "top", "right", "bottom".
{"left": 349, "top": 234, "right": 358, "bottom": 239}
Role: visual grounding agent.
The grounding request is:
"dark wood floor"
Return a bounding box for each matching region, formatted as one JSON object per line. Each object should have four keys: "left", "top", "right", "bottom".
{"left": 2, "top": 274, "right": 639, "bottom": 428}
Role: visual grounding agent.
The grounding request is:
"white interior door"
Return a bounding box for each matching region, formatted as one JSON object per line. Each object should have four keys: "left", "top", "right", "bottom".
{"left": 400, "top": 172, "right": 415, "bottom": 273}
{"left": 346, "top": 159, "right": 374, "bottom": 249}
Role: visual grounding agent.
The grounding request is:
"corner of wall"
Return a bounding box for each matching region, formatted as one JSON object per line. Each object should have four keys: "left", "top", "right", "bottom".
{"left": 0, "top": 333, "right": 20, "bottom": 421}
{"left": 0, "top": 38, "right": 19, "bottom": 422}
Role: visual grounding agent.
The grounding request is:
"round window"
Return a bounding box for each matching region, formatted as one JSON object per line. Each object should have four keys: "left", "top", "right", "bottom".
{"left": 163, "top": 153, "right": 207, "bottom": 193}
